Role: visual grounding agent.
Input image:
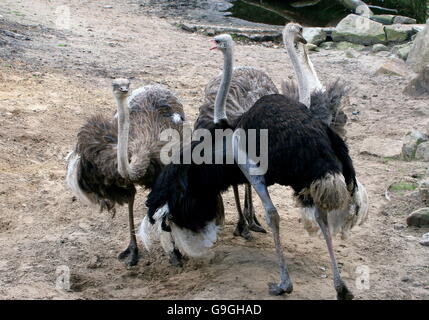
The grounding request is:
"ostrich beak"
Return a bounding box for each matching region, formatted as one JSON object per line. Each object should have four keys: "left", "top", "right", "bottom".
{"left": 210, "top": 40, "right": 218, "bottom": 50}
{"left": 296, "top": 34, "right": 307, "bottom": 44}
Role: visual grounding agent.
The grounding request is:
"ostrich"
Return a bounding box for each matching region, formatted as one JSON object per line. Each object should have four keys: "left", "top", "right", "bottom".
{"left": 139, "top": 34, "right": 368, "bottom": 300}
{"left": 194, "top": 42, "right": 279, "bottom": 239}
{"left": 281, "top": 22, "right": 349, "bottom": 137}
{"left": 66, "top": 79, "right": 185, "bottom": 266}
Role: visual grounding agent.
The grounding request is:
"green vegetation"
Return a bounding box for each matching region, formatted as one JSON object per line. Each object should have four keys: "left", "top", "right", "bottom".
{"left": 389, "top": 181, "right": 418, "bottom": 193}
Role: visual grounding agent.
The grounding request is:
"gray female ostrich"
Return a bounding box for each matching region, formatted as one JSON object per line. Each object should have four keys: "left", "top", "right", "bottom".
{"left": 66, "top": 79, "right": 184, "bottom": 266}
{"left": 140, "top": 35, "right": 368, "bottom": 299}
{"left": 194, "top": 39, "right": 279, "bottom": 239}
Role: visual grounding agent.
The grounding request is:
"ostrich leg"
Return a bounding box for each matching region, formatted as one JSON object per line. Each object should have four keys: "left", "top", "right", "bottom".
{"left": 118, "top": 194, "right": 139, "bottom": 266}
{"left": 314, "top": 207, "right": 354, "bottom": 300}
{"left": 233, "top": 184, "right": 252, "bottom": 240}
{"left": 233, "top": 138, "right": 292, "bottom": 295}
{"left": 244, "top": 183, "right": 266, "bottom": 233}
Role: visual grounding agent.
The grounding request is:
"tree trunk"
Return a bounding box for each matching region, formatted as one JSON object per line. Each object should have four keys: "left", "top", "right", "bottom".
{"left": 336, "top": 0, "right": 373, "bottom": 17}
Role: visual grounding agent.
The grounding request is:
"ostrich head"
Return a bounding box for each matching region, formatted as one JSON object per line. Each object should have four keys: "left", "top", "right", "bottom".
{"left": 210, "top": 34, "right": 234, "bottom": 52}
{"left": 283, "top": 22, "right": 307, "bottom": 46}
{"left": 112, "top": 78, "right": 130, "bottom": 98}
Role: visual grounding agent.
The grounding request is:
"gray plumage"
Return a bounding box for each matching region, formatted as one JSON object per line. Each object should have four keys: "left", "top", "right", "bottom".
{"left": 195, "top": 66, "right": 279, "bottom": 129}
{"left": 66, "top": 80, "right": 185, "bottom": 266}
{"left": 282, "top": 79, "right": 349, "bottom": 137}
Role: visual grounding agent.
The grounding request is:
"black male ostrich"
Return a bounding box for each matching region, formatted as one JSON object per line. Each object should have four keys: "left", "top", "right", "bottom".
{"left": 139, "top": 35, "right": 368, "bottom": 300}
{"left": 194, "top": 39, "right": 279, "bottom": 239}
{"left": 66, "top": 79, "right": 184, "bottom": 266}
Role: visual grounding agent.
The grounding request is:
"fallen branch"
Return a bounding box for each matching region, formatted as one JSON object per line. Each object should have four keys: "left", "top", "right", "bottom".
{"left": 335, "top": 0, "right": 373, "bottom": 17}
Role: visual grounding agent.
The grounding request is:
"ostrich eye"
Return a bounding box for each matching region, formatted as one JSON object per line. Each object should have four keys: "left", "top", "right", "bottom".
{"left": 215, "top": 39, "right": 220, "bottom": 44}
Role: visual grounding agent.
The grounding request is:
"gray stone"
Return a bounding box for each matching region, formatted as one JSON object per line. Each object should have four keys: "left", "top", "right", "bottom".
{"left": 385, "top": 25, "right": 415, "bottom": 43}
{"left": 375, "top": 58, "right": 414, "bottom": 78}
{"left": 303, "top": 27, "right": 327, "bottom": 45}
{"left": 336, "top": 41, "right": 365, "bottom": 51}
{"left": 332, "top": 14, "right": 386, "bottom": 45}
{"left": 420, "top": 233, "right": 429, "bottom": 246}
{"left": 416, "top": 141, "right": 429, "bottom": 161}
{"left": 402, "top": 130, "right": 428, "bottom": 160}
{"left": 392, "top": 43, "right": 411, "bottom": 60}
{"left": 345, "top": 48, "right": 359, "bottom": 58}
{"left": 404, "top": 65, "right": 429, "bottom": 96}
{"left": 360, "top": 137, "right": 402, "bottom": 158}
{"left": 407, "top": 208, "right": 429, "bottom": 227}
{"left": 393, "top": 16, "right": 417, "bottom": 25}
{"left": 305, "top": 43, "right": 319, "bottom": 51}
{"left": 407, "top": 20, "right": 429, "bottom": 73}
{"left": 371, "top": 15, "right": 395, "bottom": 25}
{"left": 372, "top": 43, "right": 388, "bottom": 52}
{"left": 319, "top": 41, "right": 335, "bottom": 50}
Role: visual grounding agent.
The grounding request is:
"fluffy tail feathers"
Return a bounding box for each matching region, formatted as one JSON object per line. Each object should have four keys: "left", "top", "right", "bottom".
{"left": 299, "top": 178, "right": 368, "bottom": 239}
{"left": 138, "top": 203, "right": 220, "bottom": 258}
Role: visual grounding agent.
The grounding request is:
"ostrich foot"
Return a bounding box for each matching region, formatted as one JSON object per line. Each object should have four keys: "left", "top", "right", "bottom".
{"left": 118, "top": 245, "right": 139, "bottom": 266}
{"left": 244, "top": 208, "right": 267, "bottom": 234}
{"left": 336, "top": 283, "right": 354, "bottom": 300}
{"left": 233, "top": 222, "right": 252, "bottom": 240}
{"left": 169, "top": 249, "right": 183, "bottom": 267}
{"left": 268, "top": 281, "right": 293, "bottom": 296}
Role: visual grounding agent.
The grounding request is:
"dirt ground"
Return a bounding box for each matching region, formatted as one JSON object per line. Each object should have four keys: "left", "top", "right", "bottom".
{"left": 0, "top": 0, "right": 428, "bottom": 300}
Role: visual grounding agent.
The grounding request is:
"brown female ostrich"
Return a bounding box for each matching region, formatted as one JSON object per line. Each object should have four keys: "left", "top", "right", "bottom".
{"left": 66, "top": 79, "right": 184, "bottom": 266}
{"left": 194, "top": 39, "right": 279, "bottom": 239}
{"left": 140, "top": 35, "right": 368, "bottom": 299}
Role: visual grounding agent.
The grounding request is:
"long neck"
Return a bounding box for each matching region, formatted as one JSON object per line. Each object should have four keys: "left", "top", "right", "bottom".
{"left": 214, "top": 47, "right": 233, "bottom": 123}
{"left": 300, "top": 43, "right": 324, "bottom": 93}
{"left": 116, "top": 95, "right": 134, "bottom": 180}
{"left": 284, "top": 36, "right": 311, "bottom": 108}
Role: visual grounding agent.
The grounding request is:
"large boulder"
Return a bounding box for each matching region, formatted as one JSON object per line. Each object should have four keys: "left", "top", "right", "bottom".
{"left": 385, "top": 25, "right": 416, "bottom": 43}
{"left": 332, "top": 14, "right": 386, "bottom": 45}
{"left": 404, "top": 65, "right": 429, "bottom": 96}
{"left": 303, "top": 27, "right": 327, "bottom": 45}
{"left": 393, "top": 16, "right": 417, "bottom": 25}
{"left": 375, "top": 58, "right": 415, "bottom": 78}
{"left": 407, "top": 208, "right": 429, "bottom": 227}
{"left": 392, "top": 43, "right": 411, "bottom": 60}
{"left": 402, "top": 130, "right": 428, "bottom": 160}
{"left": 360, "top": 137, "right": 402, "bottom": 158}
{"left": 415, "top": 141, "right": 429, "bottom": 161}
{"left": 407, "top": 20, "right": 429, "bottom": 73}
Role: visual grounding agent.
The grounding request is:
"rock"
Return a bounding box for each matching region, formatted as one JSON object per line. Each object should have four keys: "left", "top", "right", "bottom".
{"left": 371, "top": 15, "right": 395, "bottom": 25}
{"left": 407, "top": 20, "right": 429, "bottom": 73}
{"left": 345, "top": 48, "right": 359, "bottom": 58}
{"left": 415, "top": 141, "right": 429, "bottom": 161}
{"left": 407, "top": 208, "right": 429, "bottom": 227}
{"left": 385, "top": 25, "right": 415, "bottom": 43}
{"left": 393, "top": 16, "right": 417, "bottom": 25}
{"left": 332, "top": 14, "right": 386, "bottom": 45}
{"left": 375, "top": 58, "right": 414, "bottom": 78}
{"left": 103, "top": 5, "right": 113, "bottom": 9}
{"left": 360, "top": 137, "right": 402, "bottom": 158}
{"left": 336, "top": 41, "right": 365, "bottom": 51}
{"left": 372, "top": 43, "right": 388, "bottom": 52}
{"left": 303, "top": 27, "right": 327, "bottom": 45}
{"left": 419, "top": 179, "right": 429, "bottom": 203}
{"left": 420, "top": 233, "right": 429, "bottom": 246}
{"left": 179, "top": 23, "right": 197, "bottom": 33}
{"left": 392, "top": 43, "right": 411, "bottom": 60}
{"left": 319, "top": 41, "right": 335, "bottom": 50}
{"left": 402, "top": 130, "right": 428, "bottom": 160}
{"left": 305, "top": 43, "right": 319, "bottom": 51}
{"left": 393, "top": 223, "right": 406, "bottom": 230}
{"left": 403, "top": 65, "right": 429, "bottom": 96}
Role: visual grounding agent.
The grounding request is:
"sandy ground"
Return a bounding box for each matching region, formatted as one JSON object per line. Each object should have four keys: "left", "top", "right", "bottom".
{"left": 0, "top": 0, "right": 428, "bottom": 300}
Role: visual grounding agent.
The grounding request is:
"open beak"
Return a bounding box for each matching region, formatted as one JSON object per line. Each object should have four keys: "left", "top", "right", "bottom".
{"left": 210, "top": 40, "right": 218, "bottom": 50}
